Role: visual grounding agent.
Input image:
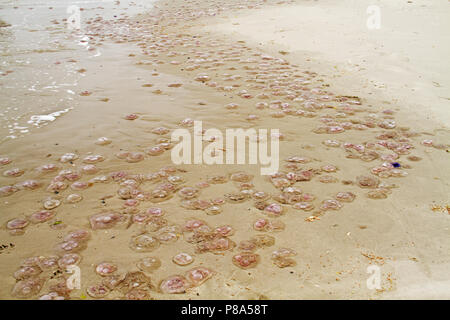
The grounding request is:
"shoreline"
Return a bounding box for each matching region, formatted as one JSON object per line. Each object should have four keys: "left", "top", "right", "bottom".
{"left": 0, "top": 0, "right": 449, "bottom": 300}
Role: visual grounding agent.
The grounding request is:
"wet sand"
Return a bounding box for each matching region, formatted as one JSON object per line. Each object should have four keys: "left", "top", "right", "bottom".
{"left": 0, "top": 0, "right": 449, "bottom": 300}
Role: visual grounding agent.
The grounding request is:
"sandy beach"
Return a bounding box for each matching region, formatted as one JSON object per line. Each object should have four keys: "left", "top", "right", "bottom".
{"left": 0, "top": 0, "right": 449, "bottom": 300}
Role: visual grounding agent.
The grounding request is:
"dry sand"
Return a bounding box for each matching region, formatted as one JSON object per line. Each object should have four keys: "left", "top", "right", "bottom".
{"left": 0, "top": 0, "right": 449, "bottom": 300}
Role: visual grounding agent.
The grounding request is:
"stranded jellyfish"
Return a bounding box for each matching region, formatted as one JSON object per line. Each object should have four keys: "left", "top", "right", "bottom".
{"left": 356, "top": 175, "right": 379, "bottom": 189}
{"left": 206, "top": 175, "right": 228, "bottom": 184}
{"left": 58, "top": 253, "right": 81, "bottom": 268}
{"left": 230, "top": 171, "right": 253, "bottom": 183}
{"left": 64, "top": 229, "right": 91, "bottom": 243}
{"left": 6, "top": 218, "right": 29, "bottom": 235}
{"left": 95, "top": 262, "right": 118, "bottom": 276}
{"left": 293, "top": 202, "right": 315, "bottom": 211}
{"left": 89, "top": 212, "right": 128, "bottom": 230}
{"left": 95, "top": 137, "right": 111, "bottom": 145}
{"left": 215, "top": 225, "right": 235, "bottom": 237}
{"left": 39, "top": 292, "right": 65, "bottom": 300}
{"left": 205, "top": 205, "right": 222, "bottom": 215}
{"left": 66, "top": 193, "right": 83, "bottom": 203}
{"left": 185, "top": 267, "right": 214, "bottom": 286}
{"left": 177, "top": 187, "right": 199, "bottom": 199}
{"left": 12, "top": 276, "right": 45, "bottom": 298}
{"left": 232, "top": 253, "right": 260, "bottom": 269}
{"left": 117, "top": 272, "right": 152, "bottom": 294}
{"left": 126, "top": 152, "right": 145, "bottom": 163}
{"left": 43, "top": 198, "right": 61, "bottom": 210}
{"left": 86, "top": 284, "right": 110, "bottom": 298}
{"left": 17, "top": 180, "right": 41, "bottom": 190}
{"left": 29, "top": 210, "right": 55, "bottom": 223}
{"left": 159, "top": 275, "right": 191, "bottom": 294}
{"left": 335, "top": 192, "right": 356, "bottom": 202}
{"left": 0, "top": 157, "right": 12, "bottom": 165}
{"left": 263, "top": 203, "right": 284, "bottom": 217}
{"left": 253, "top": 218, "right": 285, "bottom": 232}
{"left": 250, "top": 235, "right": 275, "bottom": 248}
{"left": 271, "top": 248, "right": 297, "bottom": 268}
{"left": 14, "top": 266, "right": 42, "bottom": 280}
{"left": 3, "top": 168, "right": 24, "bottom": 177}
{"left": 54, "top": 240, "right": 85, "bottom": 255}
{"left": 130, "top": 234, "right": 160, "bottom": 252}
{"left": 173, "top": 253, "right": 194, "bottom": 266}
{"left": 136, "top": 257, "right": 161, "bottom": 272}
{"left": 60, "top": 153, "right": 79, "bottom": 163}
{"left": 83, "top": 155, "right": 104, "bottom": 164}
{"left": 0, "top": 185, "right": 18, "bottom": 197}
{"left": 320, "top": 199, "right": 343, "bottom": 211}
{"left": 124, "top": 113, "right": 139, "bottom": 120}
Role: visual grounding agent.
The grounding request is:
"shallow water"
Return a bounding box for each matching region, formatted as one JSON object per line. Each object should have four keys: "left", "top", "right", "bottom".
{"left": 0, "top": 0, "right": 154, "bottom": 142}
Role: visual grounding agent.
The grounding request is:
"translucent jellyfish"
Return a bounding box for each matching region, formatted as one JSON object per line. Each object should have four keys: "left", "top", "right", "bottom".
{"left": 173, "top": 253, "right": 194, "bottom": 266}
{"left": 39, "top": 292, "right": 65, "bottom": 300}
{"left": 159, "top": 275, "right": 191, "bottom": 294}
{"left": 29, "top": 210, "right": 55, "bottom": 223}
{"left": 54, "top": 240, "right": 85, "bottom": 255}
{"left": 224, "top": 192, "right": 248, "bottom": 204}
{"left": 0, "top": 185, "right": 18, "bottom": 197}
{"left": 232, "top": 253, "right": 260, "bottom": 269}
{"left": 0, "top": 157, "right": 12, "bottom": 165}
{"left": 320, "top": 199, "right": 343, "bottom": 211}
{"left": 136, "top": 257, "right": 161, "bottom": 273}
{"left": 126, "top": 152, "right": 145, "bottom": 163}
{"left": 86, "top": 283, "right": 110, "bottom": 298}
{"left": 238, "top": 240, "right": 258, "bottom": 252}
{"left": 206, "top": 175, "right": 228, "bottom": 184}
{"left": 83, "top": 155, "right": 104, "bottom": 164}
{"left": 95, "top": 262, "right": 118, "bottom": 276}
{"left": 6, "top": 218, "right": 29, "bottom": 234}
{"left": 64, "top": 230, "right": 91, "bottom": 243}
{"left": 116, "top": 271, "right": 152, "bottom": 294}
{"left": 335, "top": 192, "right": 356, "bottom": 202}
{"left": 293, "top": 202, "right": 315, "bottom": 211}
{"left": 196, "top": 237, "right": 235, "bottom": 254}
{"left": 146, "top": 146, "right": 165, "bottom": 156}
{"left": 230, "top": 171, "right": 253, "bottom": 183}
{"left": 205, "top": 205, "right": 222, "bottom": 215}
{"left": 156, "top": 231, "right": 178, "bottom": 244}
{"left": 3, "top": 168, "right": 24, "bottom": 177}
{"left": 43, "top": 198, "right": 61, "bottom": 210}
{"left": 89, "top": 212, "right": 129, "bottom": 230}
{"left": 38, "top": 256, "right": 59, "bottom": 270}
{"left": 185, "top": 267, "right": 214, "bottom": 286}
{"left": 58, "top": 253, "right": 81, "bottom": 268}
{"left": 14, "top": 266, "right": 42, "bottom": 280}
{"left": 215, "top": 225, "right": 235, "bottom": 237}
{"left": 177, "top": 187, "right": 199, "bottom": 199}
{"left": 17, "top": 180, "right": 42, "bottom": 190}
{"left": 95, "top": 137, "right": 111, "bottom": 145}
{"left": 124, "top": 114, "right": 139, "bottom": 120}
{"left": 250, "top": 234, "right": 275, "bottom": 248}
{"left": 183, "top": 219, "right": 208, "bottom": 232}
{"left": 60, "top": 153, "right": 79, "bottom": 163}
{"left": 12, "top": 276, "right": 45, "bottom": 298}
{"left": 356, "top": 175, "right": 380, "bottom": 189}
{"left": 124, "top": 288, "right": 151, "bottom": 300}
{"left": 130, "top": 234, "right": 160, "bottom": 252}
{"left": 367, "top": 188, "right": 390, "bottom": 199}
{"left": 70, "top": 181, "right": 92, "bottom": 190}
{"left": 271, "top": 248, "right": 297, "bottom": 268}
{"left": 264, "top": 203, "right": 284, "bottom": 216}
